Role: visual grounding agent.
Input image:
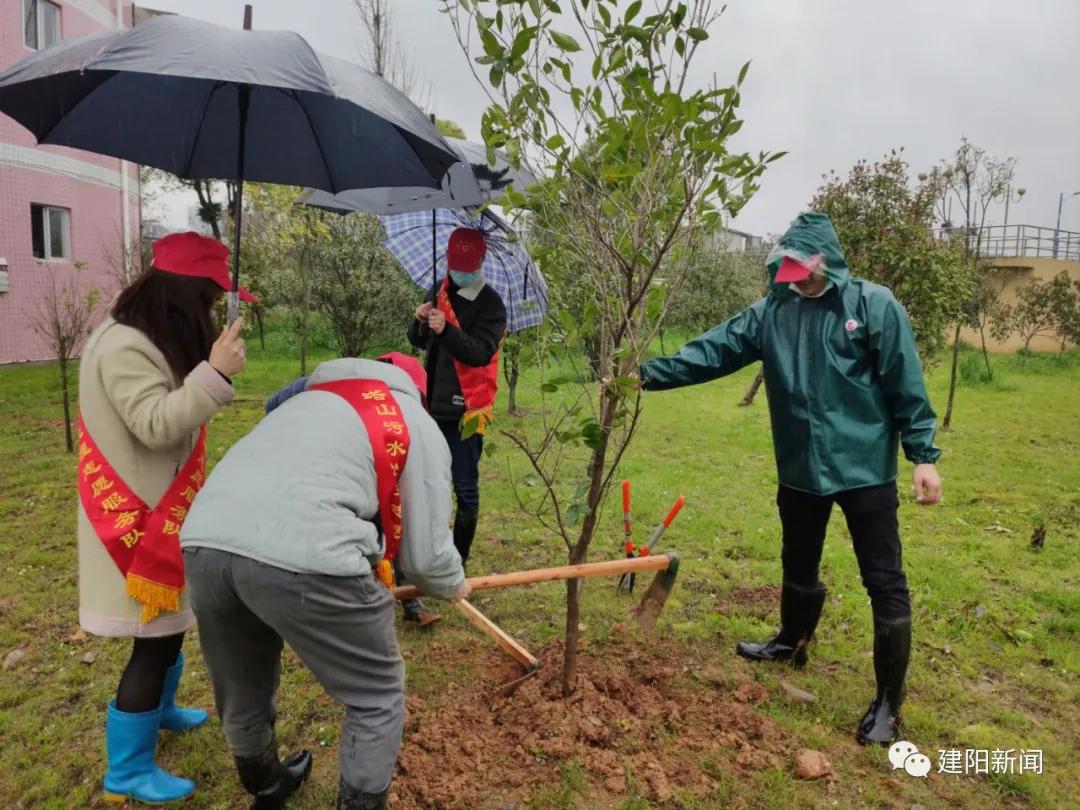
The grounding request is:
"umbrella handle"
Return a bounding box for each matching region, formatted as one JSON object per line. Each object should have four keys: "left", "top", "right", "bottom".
{"left": 228, "top": 84, "right": 252, "bottom": 326}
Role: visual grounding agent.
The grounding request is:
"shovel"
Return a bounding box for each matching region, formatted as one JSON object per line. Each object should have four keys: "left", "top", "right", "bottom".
{"left": 395, "top": 553, "right": 681, "bottom": 632}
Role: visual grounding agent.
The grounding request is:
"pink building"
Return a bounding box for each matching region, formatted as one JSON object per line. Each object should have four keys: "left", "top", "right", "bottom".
{"left": 0, "top": 0, "right": 140, "bottom": 363}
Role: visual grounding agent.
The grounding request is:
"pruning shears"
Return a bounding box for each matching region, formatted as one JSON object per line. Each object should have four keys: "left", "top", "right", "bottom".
{"left": 618, "top": 493, "right": 685, "bottom": 593}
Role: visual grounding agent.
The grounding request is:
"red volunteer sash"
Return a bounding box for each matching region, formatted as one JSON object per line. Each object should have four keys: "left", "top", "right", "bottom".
{"left": 307, "top": 379, "right": 411, "bottom": 588}
{"left": 77, "top": 416, "right": 205, "bottom": 623}
{"left": 437, "top": 277, "right": 500, "bottom": 435}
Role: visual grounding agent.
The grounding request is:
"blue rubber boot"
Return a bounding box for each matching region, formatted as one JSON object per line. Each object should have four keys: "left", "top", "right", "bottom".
{"left": 103, "top": 700, "right": 195, "bottom": 804}
{"left": 159, "top": 652, "right": 209, "bottom": 732}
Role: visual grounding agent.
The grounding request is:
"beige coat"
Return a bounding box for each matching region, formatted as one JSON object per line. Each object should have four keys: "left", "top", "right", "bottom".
{"left": 77, "top": 318, "right": 234, "bottom": 638}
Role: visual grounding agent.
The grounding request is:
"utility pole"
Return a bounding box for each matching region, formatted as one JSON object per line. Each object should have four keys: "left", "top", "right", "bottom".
{"left": 1054, "top": 191, "right": 1079, "bottom": 259}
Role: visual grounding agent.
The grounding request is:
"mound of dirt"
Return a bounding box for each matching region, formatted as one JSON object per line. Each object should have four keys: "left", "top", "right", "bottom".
{"left": 393, "top": 636, "right": 791, "bottom": 809}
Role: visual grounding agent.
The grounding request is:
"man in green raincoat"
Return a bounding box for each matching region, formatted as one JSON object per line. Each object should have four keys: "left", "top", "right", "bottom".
{"left": 640, "top": 212, "right": 942, "bottom": 745}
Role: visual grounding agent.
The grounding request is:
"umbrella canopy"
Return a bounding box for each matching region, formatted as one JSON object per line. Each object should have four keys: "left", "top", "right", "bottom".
{"left": 381, "top": 208, "right": 548, "bottom": 333}
{"left": 0, "top": 15, "right": 457, "bottom": 190}
{"left": 301, "top": 138, "right": 536, "bottom": 215}
{"left": 0, "top": 14, "right": 458, "bottom": 318}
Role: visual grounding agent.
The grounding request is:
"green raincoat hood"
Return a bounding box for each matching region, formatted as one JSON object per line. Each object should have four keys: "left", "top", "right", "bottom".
{"left": 767, "top": 212, "right": 850, "bottom": 291}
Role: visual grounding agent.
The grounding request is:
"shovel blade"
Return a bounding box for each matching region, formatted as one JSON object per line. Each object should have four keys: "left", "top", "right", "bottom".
{"left": 630, "top": 553, "right": 679, "bottom": 631}
{"left": 493, "top": 668, "right": 539, "bottom": 700}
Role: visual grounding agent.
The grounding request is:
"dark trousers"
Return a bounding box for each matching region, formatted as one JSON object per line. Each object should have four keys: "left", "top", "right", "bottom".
{"left": 184, "top": 548, "right": 404, "bottom": 793}
{"left": 778, "top": 482, "right": 911, "bottom": 621}
{"left": 437, "top": 418, "right": 482, "bottom": 514}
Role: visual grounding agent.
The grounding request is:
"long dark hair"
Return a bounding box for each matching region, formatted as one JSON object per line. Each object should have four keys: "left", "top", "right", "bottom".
{"left": 111, "top": 269, "right": 222, "bottom": 381}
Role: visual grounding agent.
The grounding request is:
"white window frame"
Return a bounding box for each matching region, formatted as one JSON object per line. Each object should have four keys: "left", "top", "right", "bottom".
{"left": 31, "top": 204, "right": 72, "bottom": 261}
{"left": 23, "top": 0, "right": 62, "bottom": 51}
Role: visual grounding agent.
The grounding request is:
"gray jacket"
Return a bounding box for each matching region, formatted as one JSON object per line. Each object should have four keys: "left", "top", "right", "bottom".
{"left": 180, "top": 358, "right": 465, "bottom": 600}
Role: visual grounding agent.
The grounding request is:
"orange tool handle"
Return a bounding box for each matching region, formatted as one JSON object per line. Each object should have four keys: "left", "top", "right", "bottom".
{"left": 662, "top": 495, "right": 686, "bottom": 528}
{"left": 394, "top": 554, "right": 673, "bottom": 601}
{"left": 643, "top": 495, "right": 687, "bottom": 551}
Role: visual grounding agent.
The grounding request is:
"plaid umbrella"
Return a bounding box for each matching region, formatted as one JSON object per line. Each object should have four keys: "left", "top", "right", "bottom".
{"left": 380, "top": 208, "right": 548, "bottom": 333}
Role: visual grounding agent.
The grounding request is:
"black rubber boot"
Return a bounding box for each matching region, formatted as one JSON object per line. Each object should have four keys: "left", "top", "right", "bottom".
{"left": 234, "top": 736, "right": 313, "bottom": 810}
{"left": 337, "top": 776, "right": 388, "bottom": 809}
{"left": 736, "top": 581, "right": 827, "bottom": 669}
{"left": 857, "top": 615, "right": 911, "bottom": 745}
{"left": 452, "top": 508, "right": 479, "bottom": 566}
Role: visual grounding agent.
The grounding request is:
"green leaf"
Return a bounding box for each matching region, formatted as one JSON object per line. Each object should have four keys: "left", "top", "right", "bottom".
{"left": 545, "top": 134, "right": 566, "bottom": 150}
{"left": 550, "top": 31, "right": 582, "bottom": 52}
{"left": 674, "top": 36, "right": 685, "bottom": 57}
{"left": 566, "top": 503, "right": 590, "bottom": 526}
{"left": 687, "top": 27, "right": 709, "bottom": 42}
{"left": 540, "top": 381, "right": 559, "bottom": 393}
{"left": 738, "top": 60, "right": 751, "bottom": 84}
{"left": 625, "top": 0, "right": 642, "bottom": 23}
{"left": 460, "top": 414, "right": 480, "bottom": 440}
{"left": 480, "top": 29, "right": 504, "bottom": 60}
{"left": 510, "top": 29, "right": 533, "bottom": 60}
{"left": 522, "top": 473, "right": 541, "bottom": 488}
{"left": 766, "top": 150, "right": 788, "bottom": 163}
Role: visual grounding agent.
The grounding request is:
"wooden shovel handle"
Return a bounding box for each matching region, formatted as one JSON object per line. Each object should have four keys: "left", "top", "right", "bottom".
{"left": 455, "top": 599, "right": 539, "bottom": 671}
{"left": 394, "top": 553, "right": 672, "bottom": 601}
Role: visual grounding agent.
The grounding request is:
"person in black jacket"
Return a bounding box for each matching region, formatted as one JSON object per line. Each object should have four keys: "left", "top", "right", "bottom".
{"left": 408, "top": 228, "right": 507, "bottom": 582}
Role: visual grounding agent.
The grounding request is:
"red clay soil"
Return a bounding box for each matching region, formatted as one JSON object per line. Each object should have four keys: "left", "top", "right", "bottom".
{"left": 392, "top": 635, "right": 792, "bottom": 809}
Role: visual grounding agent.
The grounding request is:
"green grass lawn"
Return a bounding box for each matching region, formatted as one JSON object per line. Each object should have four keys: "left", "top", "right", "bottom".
{"left": 0, "top": 334, "right": 1077, "bottom": 809}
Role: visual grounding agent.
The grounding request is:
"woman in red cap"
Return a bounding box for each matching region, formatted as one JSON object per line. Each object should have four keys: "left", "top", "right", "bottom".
{"left": 76, "top": 231, "right": 250, "bottom": 804}
{"left": 408, "top": 227, "right": 507, "bottom": 578}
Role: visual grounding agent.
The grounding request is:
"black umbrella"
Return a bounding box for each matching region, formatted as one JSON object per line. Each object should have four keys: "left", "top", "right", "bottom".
{"left": 0, "top": 13, "right": 458, "bottom": 319}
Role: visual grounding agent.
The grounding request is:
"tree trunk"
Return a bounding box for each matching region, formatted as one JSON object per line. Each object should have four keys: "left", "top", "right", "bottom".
{"left": 979, "top": 323, "right": 992, "bottom": 376}
{"left": 255, "top": 306, "right": 266, "bottom": 351}
{"left": 561, "top": 567, "right": 582, "bottom": 698}
{"left": 60, "top": 359, "right": 74, "bottom": 453}
{"left": 299, "top": 299, "right": 310, "bottom": 377}
{"left": 507, "top": 354, "right": 520, "bottom": 415}
{"left": 739, "top": 368, "right": 765, "bottom": 407}
{"left": 561, "top": 391, "right": 619, "bottom": 696}
{"left": 943, "top": 322, "right": 963, "bottom": 429}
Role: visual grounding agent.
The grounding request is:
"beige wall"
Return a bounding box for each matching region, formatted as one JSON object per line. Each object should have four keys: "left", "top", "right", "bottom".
{"left": 959, "top": 258, "right": 1080, "bottom": 353}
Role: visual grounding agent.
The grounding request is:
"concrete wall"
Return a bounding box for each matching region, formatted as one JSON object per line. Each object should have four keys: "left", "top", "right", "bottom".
{"left": 959, "top": 257, "right": 1080, "bottom": 353}
{"left": 0, "top": 0, "right": 139, "bottom": 363}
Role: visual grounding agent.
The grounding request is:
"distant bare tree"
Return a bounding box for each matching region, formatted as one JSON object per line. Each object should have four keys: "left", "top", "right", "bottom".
{"left": 353, "top": 0, "right": 433, "bottom": 110}
{"left": 28, "top": 264, "right": 101, "bottom": 452}
{"left": 925, "top": 139, "right": 1016, "bottom": 428}
{"left": 99, "top": 227, "right": 150, "bottom": 293}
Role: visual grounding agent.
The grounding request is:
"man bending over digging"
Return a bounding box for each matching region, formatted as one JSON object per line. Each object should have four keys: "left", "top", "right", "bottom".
{"left": 181, "top": 356, "right": 470, "bottom": 808}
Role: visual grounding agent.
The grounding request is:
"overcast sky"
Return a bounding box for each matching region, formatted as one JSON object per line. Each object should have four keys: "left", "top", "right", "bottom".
{"left": 146, "top": 0, "right": 1080, "bottom": 237}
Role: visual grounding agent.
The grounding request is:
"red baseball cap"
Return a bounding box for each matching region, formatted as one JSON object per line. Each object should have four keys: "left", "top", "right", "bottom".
{"left": 151, "top": 231, "right": 257, "bottom": 302}
{"left": 446, "top": 228, "right": 487, "bottom": 273}
{"left": 774, "top": 253, "right": 823, "bottom": 284}
{"left": 377, "top": 351, "right": 428, "bottom": 404}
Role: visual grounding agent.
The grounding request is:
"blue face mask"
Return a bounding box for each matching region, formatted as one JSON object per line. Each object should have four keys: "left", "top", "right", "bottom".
{"left": 449, "top": 271, "right": 478, "bottom": 288}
